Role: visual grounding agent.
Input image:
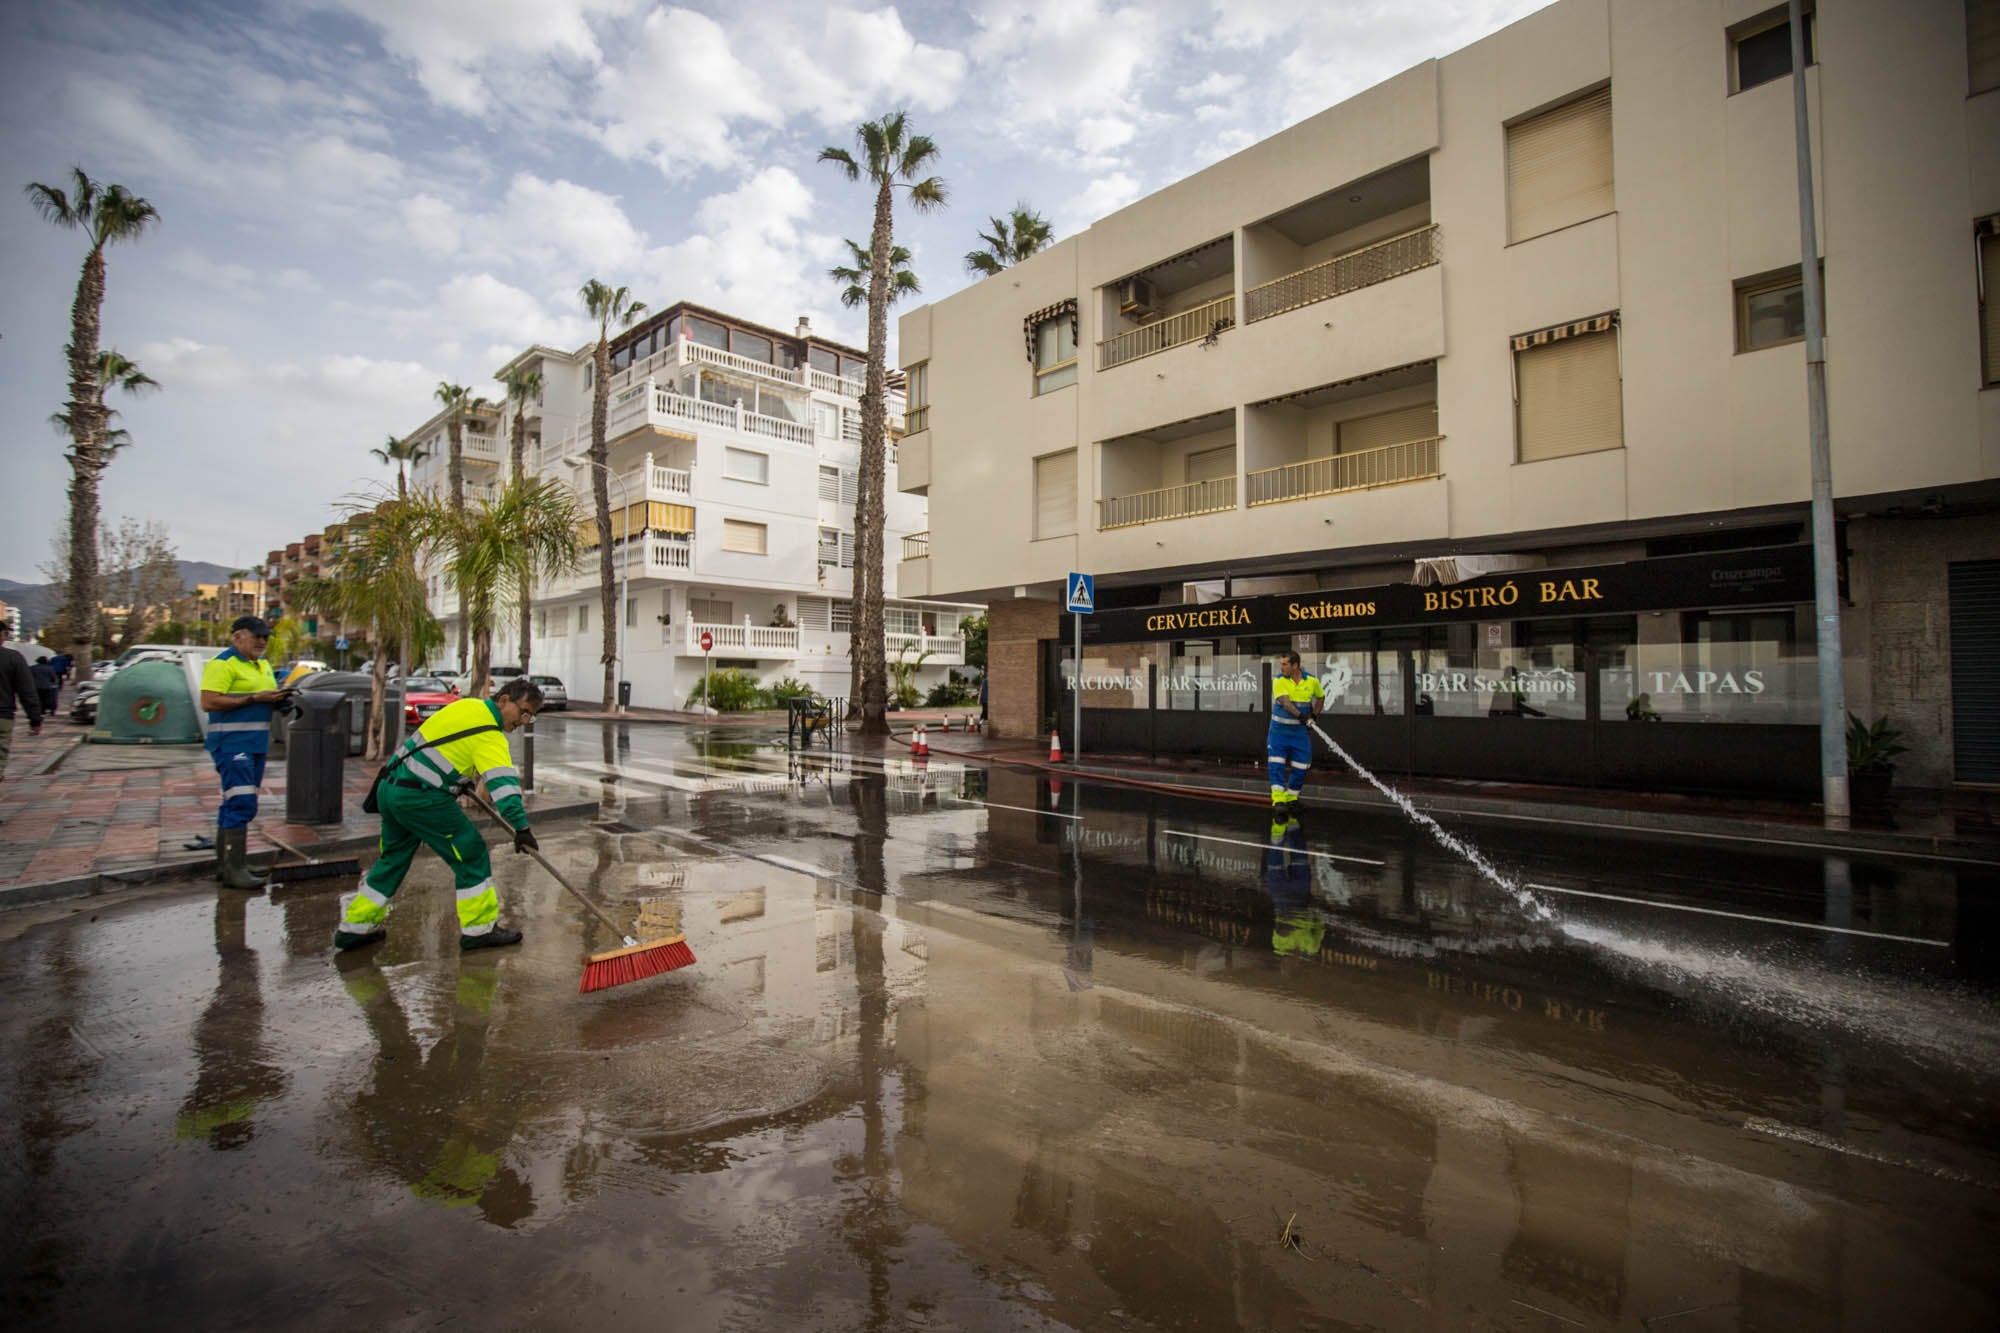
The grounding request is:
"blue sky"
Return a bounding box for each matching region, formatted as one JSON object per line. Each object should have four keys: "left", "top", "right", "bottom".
{"left": 0, "top": 0, "right": 1550, "bottom": 582}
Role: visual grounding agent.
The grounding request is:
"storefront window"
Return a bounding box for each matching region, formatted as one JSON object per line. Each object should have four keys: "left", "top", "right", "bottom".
{"left": 1601, "top": 607, "right": 1816, "bottom": 724}
{"left": 1312, "top": 631, "right": 1378, "bottom": 715}
{"left": 1410, "top": 623, "right": 1584, "bottom": 720}
{"left": 1072, "top": 643, "right": 1161, "bottom": 710}
{"left": 1160, "top": 640, "right": 1264, "bottom": 712}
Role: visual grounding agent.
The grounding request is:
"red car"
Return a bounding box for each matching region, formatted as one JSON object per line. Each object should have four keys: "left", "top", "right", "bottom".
{"left": 401, "top": 675, "right": 460, "bottom": 728}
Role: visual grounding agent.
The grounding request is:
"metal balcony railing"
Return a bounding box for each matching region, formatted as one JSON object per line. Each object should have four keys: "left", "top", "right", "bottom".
{"left": 1097, "top": 475, "right": 1237, "bottom": 529}
{"left": 1243, "top": 224, "right": 1440, "bottom": 323}
{"left": 1097, "top": 294, "right": 1235, "bottom": 370}
{"left": 904, "top": 404, "right": 929, "bottom": 434}
{"left": 1245, "top": 435, "right": 1443, "bottom": 506}
{"left": 901, "top": 531, "right": 929, "bottom": 560}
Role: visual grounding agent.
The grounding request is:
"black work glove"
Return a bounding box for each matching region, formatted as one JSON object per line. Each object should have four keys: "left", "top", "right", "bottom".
{"left": 513, "top": 826, "right": 539, "bottom": 854}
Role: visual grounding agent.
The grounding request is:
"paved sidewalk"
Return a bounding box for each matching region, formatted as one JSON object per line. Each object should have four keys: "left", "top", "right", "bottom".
{"left": 0, "top": 716, "right": 592, "bottom": 903}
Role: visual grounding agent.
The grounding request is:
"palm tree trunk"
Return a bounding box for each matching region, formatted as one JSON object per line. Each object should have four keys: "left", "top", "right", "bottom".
{"left": 367, "top": 630, "right": 388, "bottom": 761}
{"left": 513, "top": 406, "right": 534, "bottom": 671}
{"left": 472, "top": 622, "right": 492, "bottom": 698}
{"left": 592, "top": 341, "right": 617, "bottom": 711}
{"left": 449, "top": 416, "right": 466, "bottom": 668}
{"left": 855, "top": 180, "right": 895, "bottom": 735}
{"left": 64, "top": 247, "right": 108, "bottom": 682}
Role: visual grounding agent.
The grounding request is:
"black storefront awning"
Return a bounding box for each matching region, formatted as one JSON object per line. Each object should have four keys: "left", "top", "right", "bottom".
{"left": 1081, "top": 545, "right": 1814, "bottom": 645}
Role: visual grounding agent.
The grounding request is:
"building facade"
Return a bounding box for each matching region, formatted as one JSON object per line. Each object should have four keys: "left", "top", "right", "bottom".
{"left": 900, "top": 0, "right": 2000, "bottom": 793}
{"left": 403, "top": 302, "right": 980, "bottom": 709}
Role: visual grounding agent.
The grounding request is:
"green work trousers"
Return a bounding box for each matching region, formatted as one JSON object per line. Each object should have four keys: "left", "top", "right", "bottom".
{"left": 340, "top": 780, "right": 501, "bottom": 938}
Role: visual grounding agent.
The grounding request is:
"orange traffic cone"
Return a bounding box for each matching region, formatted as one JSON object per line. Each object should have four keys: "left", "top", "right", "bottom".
{"left": 912, "top": 725, "right": 930, "bottom": 758}
{"left": 940, "top": 714, "right": 951, "bottom": 733}
{"left": 1048, "top": 730, "right": 1063, "bottom": 763}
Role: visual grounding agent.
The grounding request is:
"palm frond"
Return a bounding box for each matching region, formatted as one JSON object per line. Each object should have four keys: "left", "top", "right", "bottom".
{"left": 906, "top": 175, "right": 948, "bottom": 211}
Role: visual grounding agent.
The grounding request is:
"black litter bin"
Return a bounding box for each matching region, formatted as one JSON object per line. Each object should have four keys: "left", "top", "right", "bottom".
{"left": 618, "top": 680, "right": 632, "bottom": 709}
{"left": 285, "top": 690, "right": 349, "bottom": 824}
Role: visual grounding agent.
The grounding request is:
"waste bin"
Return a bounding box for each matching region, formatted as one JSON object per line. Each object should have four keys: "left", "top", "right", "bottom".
{"left": 272, "top": 671, "right": 403, "bottom": 757}
{"left": 285, "top": 690, "right": 348, "bottom": 824}
{"left": 92, "top": 660, "right": 202, "bottom": 745}
{"left": 618, "top": 680, "right": 632, "bottom": 709}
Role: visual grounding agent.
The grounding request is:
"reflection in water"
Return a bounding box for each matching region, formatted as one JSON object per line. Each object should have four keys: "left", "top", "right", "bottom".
{"left": 177, "top": 893, "right": 287, "bottom": 1149}
{"left": 336, "top": 955, "right": 532, "bottom": 1227}
{"left": 840, "top": 774, "right": 905, "bottom": 1331}
{"left": 2, "top": 935, "right": 97, "bottom": 1318}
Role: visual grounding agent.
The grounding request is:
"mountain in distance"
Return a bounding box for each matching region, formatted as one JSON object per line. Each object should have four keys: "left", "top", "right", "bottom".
{"left": 0, "top": 560, "right": 249, "bottom": 633}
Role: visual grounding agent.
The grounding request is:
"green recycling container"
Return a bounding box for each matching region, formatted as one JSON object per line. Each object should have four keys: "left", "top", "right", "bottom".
{"left": 92, "top": 660, "right": 202, "bottom": 745}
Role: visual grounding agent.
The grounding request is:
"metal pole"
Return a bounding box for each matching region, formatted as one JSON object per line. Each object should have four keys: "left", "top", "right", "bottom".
{"left": 617, "top": 563, "right": 628, "bottom": 714}
{"left": 1072, "top": 611, "right": 1082, "bottom": 764}
{"left": 1790, "top": 0, "right": 1849, "bottom": 827}
{"left": 523, "top": 718, "right": 535, "bottom": 791}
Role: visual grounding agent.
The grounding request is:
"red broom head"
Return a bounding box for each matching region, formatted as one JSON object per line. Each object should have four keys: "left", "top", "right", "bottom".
{"left": 578, "top": 935, "right": 697, "bottom": 993}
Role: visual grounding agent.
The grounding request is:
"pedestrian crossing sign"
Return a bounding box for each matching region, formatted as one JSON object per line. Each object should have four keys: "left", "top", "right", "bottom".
{"left": 1066, "top": 572, "right": 1094, "bottom": 613}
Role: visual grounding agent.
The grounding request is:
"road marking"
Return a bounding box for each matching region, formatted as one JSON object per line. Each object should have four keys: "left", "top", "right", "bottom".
{"left": 1523, "top": 881, "right": 1950, "bottom": 946}
{"left": 947, "top": 797, "right": 1081, "bottom": 821}
{"left": 547, "top": 760, "right": 724, "bottom": 793}
{"left": 1160, "top": 828, "right": 1385, "bottom": 867}
{"left": 1743, "top": 1117, "right": 1993, "bottom": 1188}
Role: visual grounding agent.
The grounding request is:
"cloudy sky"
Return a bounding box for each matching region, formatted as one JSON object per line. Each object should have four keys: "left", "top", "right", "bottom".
{"left": 0, "top": 0, "right": 1550, "bottom": 583}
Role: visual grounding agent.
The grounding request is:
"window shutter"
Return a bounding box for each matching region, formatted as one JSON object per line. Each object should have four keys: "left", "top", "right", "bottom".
{"left": 1506, "top": 88, "right": 1614, "bottom": 242}
{"left": 1517, "top": 329, "right": 1623, "bottom": 462}
{"left": 839, "top": 530, "right": 855, "bottom": 568}
{"left": 1982, "top": 230, "right": 2000, "bottom": 386}
{"left": 1035, "top": 450, "right": 1078, "bottom": 539}
{"left": 1972, "top": 0, "right": 2000, "bottom": 96}
{"left": 1337, "top": 403, "right": 1438, "bottom": 454}
{"left": 819, "top": 465, "right": 839, "bottom": 501}
{"left": 1184, "top": 445, "right": 1234, "bottom": 484}
{"left": 722, "top": 519, "right": 768, "bottom": 555}
{"left": 798, "top": 596, "right": 830, "bottom": 630}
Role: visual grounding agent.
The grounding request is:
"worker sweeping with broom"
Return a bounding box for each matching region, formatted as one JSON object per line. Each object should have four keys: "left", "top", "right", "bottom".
{"left": 333, "top": 677, "right": 543, "bottom": 954}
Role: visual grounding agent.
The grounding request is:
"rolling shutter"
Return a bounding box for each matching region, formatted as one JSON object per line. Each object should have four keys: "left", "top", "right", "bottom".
{"left": 1950, "top": 560, "right": 2000, "bottom": 782}
{"left": 1035, "top": 450, "right": 1077, "bottom": 539}
{"left": 1516, "top": 328, "right": 1623, "bottom": 462}
{"left": 1507, "top": 87, "right": 1614, "bottom": 242}
{"left": 1337, "top": 403, "right": 1438, "bottom": 454}
{"left": 1981, "top": 227, "right": 2000, "bottom": 386}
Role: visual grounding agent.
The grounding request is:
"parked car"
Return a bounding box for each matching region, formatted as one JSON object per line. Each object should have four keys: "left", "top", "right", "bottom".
{"left": 279, "top": 658, "right": 328, "bottom": 686}
{"left": 529, "top": 675, "right": 568, "bottom": 710}
{"left": 400, "top": 675, "right": 460, "bottom": 728}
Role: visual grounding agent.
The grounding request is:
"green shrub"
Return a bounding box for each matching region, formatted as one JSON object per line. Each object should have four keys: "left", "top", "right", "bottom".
{"left": 760, "top": 676, "right": 815, "bottom": 707}
{"left": 925, "top": 680, "right": 974, "bottom": 707}
{"left": 894, "top": 680, "right": 923, "bottom": 709}
{"left": 686, "top": 668, "right": 762, "bottom": 712}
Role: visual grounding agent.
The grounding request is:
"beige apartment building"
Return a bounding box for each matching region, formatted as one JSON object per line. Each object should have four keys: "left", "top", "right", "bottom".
{"left": 900, "top": 0, "right": 2000, "bottom": 794}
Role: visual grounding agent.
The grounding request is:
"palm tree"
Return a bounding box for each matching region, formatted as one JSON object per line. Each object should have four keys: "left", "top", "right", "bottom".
{"left": 964, "top": 204, "right": 1053, "bottom": 276}
{"left": 830, "top": 239, "right": 920, "bottom": 309}
{"left": 289, "top": 497, "right": 436, "bottom": 759}
{"left": 50, "top": 349, "right": 158, "bottom": 456}
{"left": 579, "top": 279, "right": 647, "bottom": 711}
{"left": 434, "top": 381, "right": 492, "bottom": 669}
{"left": 408, "top": 478, "right": 583, "bottom": 698}
{"left": 820, "top": 112, "right": 947, "bottom": 736}
{"left": 25, "top": 167, "right": 160, "bottom": 685}
{"left": 828, "top": 239, "right": 921, "bottom": 708}
{"left": 500, "top": 365, "right": 544, "bottom": 670}
{"left": 369, "top": 433, "right": 429, "bottom": 498}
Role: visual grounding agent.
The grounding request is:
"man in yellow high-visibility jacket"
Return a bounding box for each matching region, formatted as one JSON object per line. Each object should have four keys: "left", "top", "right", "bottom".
{"left": 1268, "top": 650, "right": 1326, "bottom": 809}
{"left": 334, "top": 677, "right": 543, "bottom": 953}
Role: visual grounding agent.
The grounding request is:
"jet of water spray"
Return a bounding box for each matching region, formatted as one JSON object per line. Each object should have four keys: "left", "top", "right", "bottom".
{"left": 1307, "top": 720, "right": 1553, "bottom": 922}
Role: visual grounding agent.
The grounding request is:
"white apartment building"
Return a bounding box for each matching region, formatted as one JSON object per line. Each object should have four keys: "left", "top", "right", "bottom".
{"left": 899, "top": 0, "right": 2000, "bottom": 795}
{"left": 406, "top": 302, "right": 979, "bottom": 709}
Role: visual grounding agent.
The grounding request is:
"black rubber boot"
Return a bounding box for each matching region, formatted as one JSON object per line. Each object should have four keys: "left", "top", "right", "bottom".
{"left": 460, "top": 926, "right": 523, "bottom": 952}
{"left": 333, "top": 927, "right": 385, "bottom": 952}
{"left": 218, "top": 828, "right": 263, "bottom": 891}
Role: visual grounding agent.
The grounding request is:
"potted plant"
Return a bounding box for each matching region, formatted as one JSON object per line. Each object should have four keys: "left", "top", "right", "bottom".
{"left": 1846, "top": 713, "right": 1907, "bottom": 807}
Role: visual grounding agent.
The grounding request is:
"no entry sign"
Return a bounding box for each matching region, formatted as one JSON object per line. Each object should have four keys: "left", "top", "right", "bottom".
{"left": 699, "top": 630, "right": 714, "bottom": 652}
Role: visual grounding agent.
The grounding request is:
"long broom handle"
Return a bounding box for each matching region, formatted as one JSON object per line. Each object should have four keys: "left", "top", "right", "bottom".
{"left": 466, "top": 787, "right": 636, "bottom": 945}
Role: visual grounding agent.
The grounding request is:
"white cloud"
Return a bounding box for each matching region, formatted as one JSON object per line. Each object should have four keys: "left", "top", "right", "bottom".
{"left": 970, "top": 0, "right": 1167, "bottom": 123}
{"left": 641, "top": 168, "right": 851, "bottom": 341}
{"left": 766, "top": 7, "right": 967, "bottom": 124}
{"left": 400, "top": 195, "right": 464, "bottom": 259}
{"left": 1074, "top": 116, "right": 1135, "bottom": 155}
{"left": 594, "top": 7, "right": 774, "bottom": 173}
{"left": 166, "top": 250, "right": 262, "bottom": 302}
{"left": 429, "top": 272, "right": 569, "bottom": 345}
{"left": 132, "top": 338, "right": 254, "bottom": 391}
{"left": 496, "top": 173, "right": 643, "bottom": 268}
{"left": 289, "top": 134, "right": 405, "bottom": 198}
{"left": 1059, "top": 171, "right": 1143, "bottom": 233}
{"left": 317, "top": 0, "right": 639, "bottom": 114}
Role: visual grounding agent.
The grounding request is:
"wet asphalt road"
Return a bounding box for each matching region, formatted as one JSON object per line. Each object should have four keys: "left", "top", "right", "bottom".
{"left": 2, "top": 717, "right": 1997, "bottom": 1330}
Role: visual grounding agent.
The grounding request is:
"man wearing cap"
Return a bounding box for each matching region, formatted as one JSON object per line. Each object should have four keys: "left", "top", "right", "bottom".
{"left": 200, "top": 616, "right": 292, "bottom": 889}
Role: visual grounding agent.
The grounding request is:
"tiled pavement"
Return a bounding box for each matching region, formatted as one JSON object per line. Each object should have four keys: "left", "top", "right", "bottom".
{"left": 0, "top": 715, "right": 587, "bottom": 896}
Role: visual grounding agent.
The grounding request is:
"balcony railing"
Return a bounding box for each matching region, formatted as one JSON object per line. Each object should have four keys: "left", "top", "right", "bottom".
{"left": 1098, "top": 476, "right": 1237, "bottom": 530}
{"left": 687, "top": 621, "right": 800, "bottom": 656}
{"left": 1098, "top": 294, "right": 1235, "bottom": 371}
{"left": 904, "top": 404, "right": 929, "bottom": 434}
{"left": 598, "top": 382, "right": 814, "bottom": 447}
{"left": 1244, "top": 224, "right": 1441, "bottom": 323}
{"left": 610, "top": 339, "right": 869, "bottom": 400}
{"left": 1245, "top": 435, "right": 1444, "bottom": 506}
{"left": 460, "top": 432, "right": 503, "bottom": 462}
{"left": 886, "top": 632, "right": 963, "bottom": 661}
{"left": 901, "top": 531, "right": 929, "bottom": 560}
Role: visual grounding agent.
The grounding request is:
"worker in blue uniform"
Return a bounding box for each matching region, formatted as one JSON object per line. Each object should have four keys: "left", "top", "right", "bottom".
{"left": 199, "top": 616, "right": 293, "bottom": 890}
{"left": 1267, "top": 649, "right": 1326, "bottom": 810}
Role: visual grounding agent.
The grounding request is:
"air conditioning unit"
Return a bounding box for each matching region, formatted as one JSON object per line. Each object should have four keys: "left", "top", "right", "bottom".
{"left": 1118, "top": 275, "right": 1157, "bottom": 321}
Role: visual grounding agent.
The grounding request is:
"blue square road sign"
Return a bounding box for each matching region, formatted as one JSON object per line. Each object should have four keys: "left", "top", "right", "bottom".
{"left": 1065, "top": 572, "right": 1094, "bottom": 614}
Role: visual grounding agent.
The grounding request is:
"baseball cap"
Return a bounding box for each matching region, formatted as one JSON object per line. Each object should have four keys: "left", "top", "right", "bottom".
{"left": 231, "top": 615, "right": 273, "bottom": 636}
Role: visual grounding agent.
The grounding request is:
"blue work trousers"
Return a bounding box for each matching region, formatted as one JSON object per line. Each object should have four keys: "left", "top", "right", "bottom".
{"left": 1267, "top": 725, "right": 1312, "bottom": 803}
{"left": 212, "top": 749, "right": 267, "bottom": 830}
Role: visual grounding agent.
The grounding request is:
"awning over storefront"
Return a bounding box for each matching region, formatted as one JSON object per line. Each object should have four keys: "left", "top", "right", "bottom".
{"left": 1411, "top": 554, "right": 1546, "bottom": 586}
{"left": 1023, "top": 298, "right": 1079, "bottom": 363}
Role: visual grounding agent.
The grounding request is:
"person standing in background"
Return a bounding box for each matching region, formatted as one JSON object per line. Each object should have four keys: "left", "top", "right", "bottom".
{"left": 0, "top": 623, "right": 45, "bottom": 808}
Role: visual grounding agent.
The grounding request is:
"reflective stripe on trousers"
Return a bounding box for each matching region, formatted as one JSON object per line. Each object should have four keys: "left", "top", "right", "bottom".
{"left": 1267, "top": 727, "right": 1311, "bottom": 799}
{"left": 212, "top": 751, "right": 265, "bottom": 829}
{"left": 341, "top": 779, "right": 498, "bottom": 939}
